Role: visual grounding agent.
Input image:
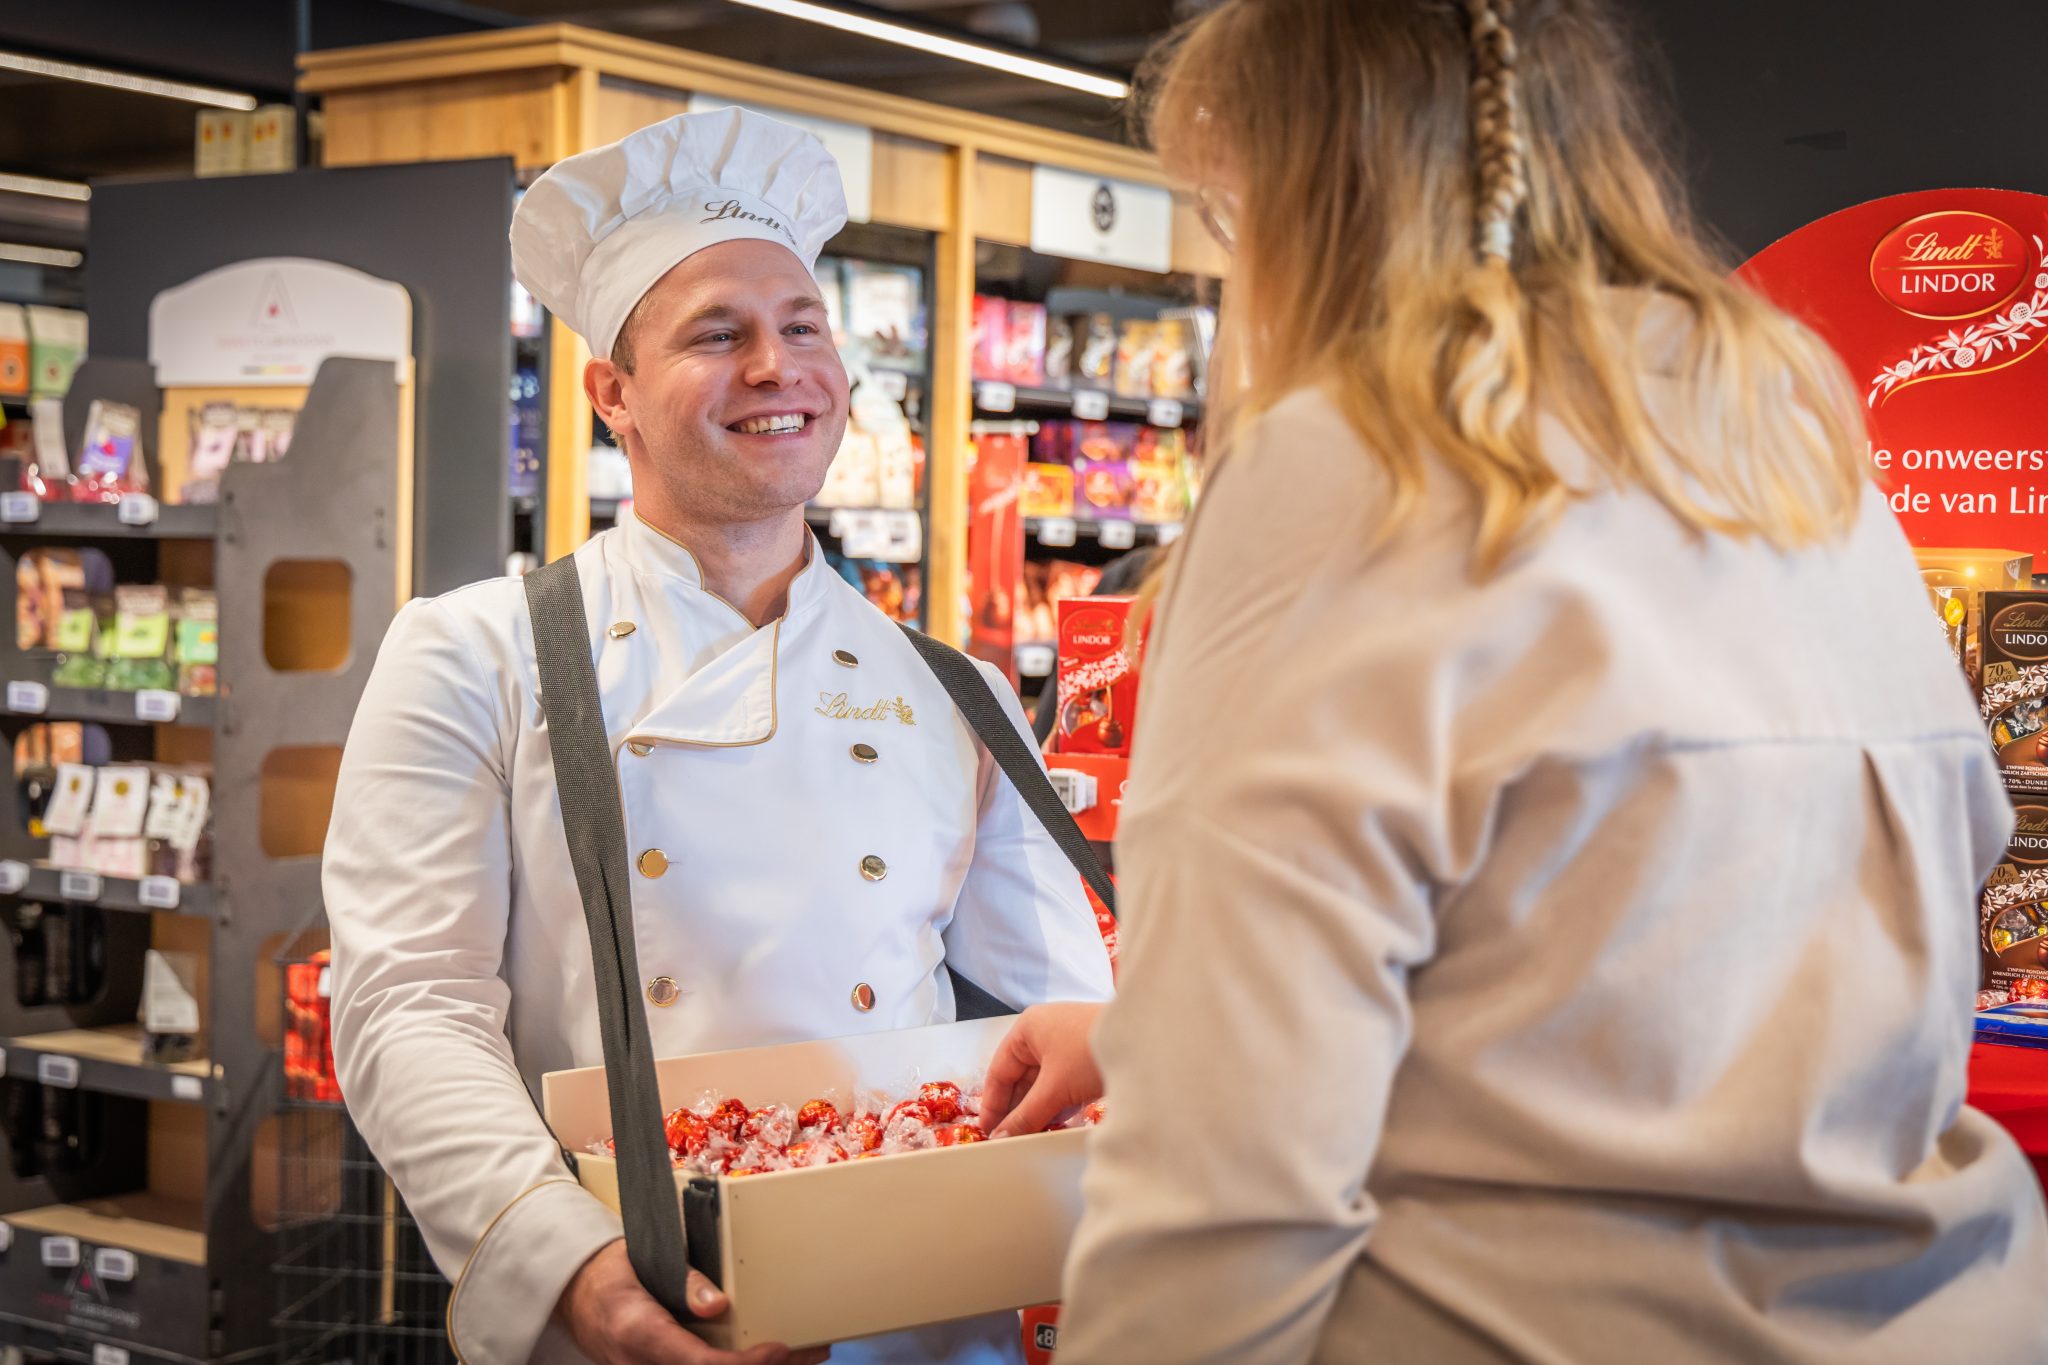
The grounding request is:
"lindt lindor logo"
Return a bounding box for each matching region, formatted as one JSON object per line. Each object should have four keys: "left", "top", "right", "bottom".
{"left": 2013, "top": 806, "right": 2048, "bottom": 864}
{"left": 1870, "top": 211, "right": 2031, "bottom": 321}
{"left": 1064, "top": 610, "right": 1119, "bottom": 658}
{"left": 1991, "top": 603, "right": 2048, "bottom": 661}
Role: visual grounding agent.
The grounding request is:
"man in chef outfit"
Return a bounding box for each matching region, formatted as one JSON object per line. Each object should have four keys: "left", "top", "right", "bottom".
{"left": 323, "top": 108, "right": 1115, "bottom": 1365}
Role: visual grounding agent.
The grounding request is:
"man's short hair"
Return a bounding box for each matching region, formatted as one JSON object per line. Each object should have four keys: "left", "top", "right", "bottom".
{"left": 610, "top": 295, "right": 649, "bottom": 374}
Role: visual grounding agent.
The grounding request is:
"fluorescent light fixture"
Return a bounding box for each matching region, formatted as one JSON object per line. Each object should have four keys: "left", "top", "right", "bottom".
{"left": 718, "top": 0, "right": 1131, "bottom": 100}
{"left": 0, "top": 172, "right": 90, "bottom": 202}
{"left": 0, "top": 242, "right": 84, "bottom": 269}
{"left": 0, "top": 50, "right": 257, "bottom": 111}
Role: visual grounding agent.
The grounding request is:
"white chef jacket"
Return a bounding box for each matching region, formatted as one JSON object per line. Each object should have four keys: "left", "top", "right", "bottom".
{"left": 1056, "top": 302, "right": 2048, "bottom": 1363}
{"left": 323, "top": 509, "right": 1114, "bottom": 1365}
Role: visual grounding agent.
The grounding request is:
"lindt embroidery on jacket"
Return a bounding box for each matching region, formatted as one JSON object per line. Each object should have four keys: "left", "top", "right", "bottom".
{"left": 815, "top": 692, "right": 916, "bottom": 725}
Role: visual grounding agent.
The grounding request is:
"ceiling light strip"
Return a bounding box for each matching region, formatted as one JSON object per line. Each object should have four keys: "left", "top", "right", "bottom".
{"left": 0, "top": 172, "right": 90, "bottom": 202}
{"left": 0, "top": 50, "right": 257, "bottom": 111}
{"left": 718, "top": 0, "right": 1131, "bottom": 100}
{"left": 0, "top": 242, "right": 84, "bottom": 269}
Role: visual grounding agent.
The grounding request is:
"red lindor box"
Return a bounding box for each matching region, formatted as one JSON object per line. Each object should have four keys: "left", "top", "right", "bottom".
{"left": 971, "top": 295, "right": 1011, "bottom": 383}
{"left": 1056, "top": 596, "right": 1140, "bottom": 757}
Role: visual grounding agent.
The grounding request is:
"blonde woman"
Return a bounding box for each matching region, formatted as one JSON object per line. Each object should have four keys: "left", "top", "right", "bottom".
{"left": 975, "top": 0, "right": 2048, "bottom": 1360}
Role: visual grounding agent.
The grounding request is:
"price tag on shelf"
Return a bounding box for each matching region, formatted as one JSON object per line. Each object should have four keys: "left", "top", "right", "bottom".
{"left": 1070, "top": 389, "right": 1110, "bottom": 421}
{"left": 0, "top": 861, "right": 27, "bottom": 895}
{"left": 1016, "top": 645, "right": 1057, "bottom": 678}
{"left": 1047, "top": 768, "right": 1099, "bottom": 815}
{"left": 40, "top": 1235, "right": 79, "bottom": 1268}
{"left": 877, "top": 510, "right": 923, "bottom": 565}
{"left": 0, "top": 1046, "right": 8, "bottom": 1078}
{"left": 36, "top": 1054, "right": 79, "bottom": 1089}
{"left": 870, "top": 369, "right": 909, "bottom": 402}
{"left": 0, "top": 1223, "right": 11, "bottom": 1253}
{"left": 837, "top": 511, "right": 889, "bottom": 560}
{"left": 5, "top": 681, "right": 47, "bottom": 716}
{"left": 1156, "top": 522, "right": 1185, "bottom": 545}
{"left": 138, "top": 876, "right": 182, "bottom": 911}
{"left": 93, "top": 1340, "right": 131, "bottom": 1365}
{"left": 1035, "top": 517, "right": 1078, "bottom": 548}
{"left": 93, "top": 1249, "right": 138, "bottom": 1283}
{"left": 170, "top": 1075, "right": 204, "bottom": 1103}
{"left": 976, "top": 382, "right": 1017, "bottom": 414}
{"left": 0, "top": 492, "right": 39, "bottom": 524}
{"left": 1099, "top": 521, "right": 1138, "bottom": 550}
{"left": 1146, "top": 398, "right": 1185, "bottom": 429}
{"left": 117, "top": 493, "right": 160, "bottom": 527}
{"left": 134, "top": 689, "right": 182, "bottom": 723}
{"left": 58, "top": 870, "right": 101, "bottom": 903}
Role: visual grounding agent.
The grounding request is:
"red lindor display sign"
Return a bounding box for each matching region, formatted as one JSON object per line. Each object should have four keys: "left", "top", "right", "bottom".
{"left": 1738, "top": 189, "right": 2048, "bottom": 553}
{"left": 967, "top": 430, "right": 1026, "bottom": 682}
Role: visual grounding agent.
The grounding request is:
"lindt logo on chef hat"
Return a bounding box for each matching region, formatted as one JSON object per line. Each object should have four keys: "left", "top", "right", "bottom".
{"left": 1869, "top": 210, "right": 2036, "bottom": 321}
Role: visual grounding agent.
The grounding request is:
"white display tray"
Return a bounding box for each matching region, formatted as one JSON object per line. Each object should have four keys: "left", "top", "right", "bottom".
{"left": 542, "top": 1017, "right": 1088, "bottom": 1350}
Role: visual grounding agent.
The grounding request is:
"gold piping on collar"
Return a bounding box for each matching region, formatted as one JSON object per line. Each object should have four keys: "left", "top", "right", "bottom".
{"left": 620, "top": 615, "right": 781, "bottom": 751}
{"left": 635, "top": 512, "right": 818, "bottom": 632}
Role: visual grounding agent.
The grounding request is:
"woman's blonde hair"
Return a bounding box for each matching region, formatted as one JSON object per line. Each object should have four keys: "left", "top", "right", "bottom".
{"left": 1144, "top": 0, "right": 1866, "bottom": 576}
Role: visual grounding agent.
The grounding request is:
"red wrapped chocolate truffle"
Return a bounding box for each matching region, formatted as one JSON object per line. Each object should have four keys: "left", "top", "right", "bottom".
{"left": 919, "top": 1081, "right": 964, "bottom": 1124}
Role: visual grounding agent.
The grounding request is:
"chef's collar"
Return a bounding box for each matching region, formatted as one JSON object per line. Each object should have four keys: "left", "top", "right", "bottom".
{"left": 620, "top": 505, "right": 829, "bottom": 626}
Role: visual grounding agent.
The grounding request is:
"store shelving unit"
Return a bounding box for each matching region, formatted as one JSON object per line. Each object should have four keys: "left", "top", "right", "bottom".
{"left": 0, "top": 356, "right": 409, "bottom": 1364}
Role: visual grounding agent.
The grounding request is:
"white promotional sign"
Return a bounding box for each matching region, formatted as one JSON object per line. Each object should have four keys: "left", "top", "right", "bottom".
{"left": 686, "top": 96, "right": 874, "bottom": 225}
{"left": 1030, "top": 167, "right": 1173, "bottom": 274}
{"left": 149, "top": 257, "right": 412, "bottom": 388}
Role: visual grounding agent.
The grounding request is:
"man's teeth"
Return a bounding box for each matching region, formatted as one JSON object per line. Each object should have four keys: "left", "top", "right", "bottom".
{"left": 736, "top": 414, "right": 807, "bottom": 435}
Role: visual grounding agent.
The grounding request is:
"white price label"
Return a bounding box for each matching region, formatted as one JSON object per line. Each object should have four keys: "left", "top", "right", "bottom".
{"left": 1035, "top": 517, "right": 1078, "bottom": 548}
{"left": 117, "top": 493, "right": 160, "bottom": 527}
{"left": 0, "top": 1222, "right": 12, "bottom": 1252}
{"left": 1017, "top": 645, "right": 1057, "bottom": 678}
{"left": 317, "top": 966, "right": 332, "bottom": 998}
{"left": 5, "top": 681, "right": 47, "bottom": 715}
{"left": 170, "top": 1075, "right": 203, "bottom": 1102}
{"left": 1155, "top": 522, "right": 1184, "bottom": 545}
{"left": 838, "top": 511, "right": 890, "bottom": 560}
{"left": 0, "top": 860, "right": 26, "bottom": 895}
{"left": 1146, "top": 398, "right": 1185, "bottom": 429}
{"left": 1071, "top": 389, "right": 1110, "bottom": 421}
{"left": 135, "top": 690, "right": 181, "bottom": 723}
{"left": 40, "top": 1235, "right": 79, "bottom": 1268}
{"left": 1047, "top": 767, "right": 1098, "bottom": 814}
{"left": 0, "top": 1046, "right": 9, "bottom": 1078}
{"left": 976, "top": 382, "right": 1017, "bottom": 414}
{"left": 0, "top": 492, "right": 39, "bottom": 524}
{"left": 94, "top": 1343, "right": 132, "bottom": 1365}
{"left": 93, "top": 1248, "right": 138, "bottom": 1283}
{"left": 137, "top": 876, "right": 181, "bottom": 910}
{"left": 59, "top": 870, "right": 102, "bottom": 903}
{"left": 1099, "top": 521, "right": 1138, "bottom": 550}
{"left": 871, "top": 369, "right": 909, "bottom": 402}
{"left": 36, "top": 1054, "right": 79, "bottom": 1088}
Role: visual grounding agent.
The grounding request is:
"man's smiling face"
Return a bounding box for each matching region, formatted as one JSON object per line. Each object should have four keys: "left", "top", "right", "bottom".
{"left": 599, "top": 238, "right": 849, "bottom": 525}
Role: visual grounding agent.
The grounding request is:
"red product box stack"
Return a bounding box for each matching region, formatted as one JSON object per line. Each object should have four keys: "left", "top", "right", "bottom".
{"left": 285, "top": 950, "right": 341, "bottom": 1103}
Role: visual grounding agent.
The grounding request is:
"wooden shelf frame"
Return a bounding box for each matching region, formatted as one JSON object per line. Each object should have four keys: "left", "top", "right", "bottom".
{"left": 300, "top": 23, "right": 1227, "bottom": 645}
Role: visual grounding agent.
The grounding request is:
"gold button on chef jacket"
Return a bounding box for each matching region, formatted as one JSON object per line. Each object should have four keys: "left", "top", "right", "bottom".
{"left": 323, "top": 511, "right": 1114, "bottom": 1365}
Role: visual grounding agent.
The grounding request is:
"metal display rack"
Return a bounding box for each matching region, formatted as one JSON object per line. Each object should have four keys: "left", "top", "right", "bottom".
{"left": 0, "top": 355, "right": 409, "bottom": 1363}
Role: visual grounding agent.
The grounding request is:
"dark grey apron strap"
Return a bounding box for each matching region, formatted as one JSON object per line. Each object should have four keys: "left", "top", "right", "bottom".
{"left": 898, "top": 625, "right": 1119, "bottom": 1021}
{"left": 524, "top": 555, "right": 696, "bottom": 1317}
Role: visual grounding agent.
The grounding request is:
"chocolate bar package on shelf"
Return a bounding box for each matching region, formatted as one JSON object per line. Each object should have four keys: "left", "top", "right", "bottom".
{"left": 1978, "top": 591, "right": 2048, "bottom": 797}
{"left": 1978, "top": 803, "right": 2048, "bottom": 1019}
{"left": 1918, "top": 547, "right": 2033, "bottom": 683}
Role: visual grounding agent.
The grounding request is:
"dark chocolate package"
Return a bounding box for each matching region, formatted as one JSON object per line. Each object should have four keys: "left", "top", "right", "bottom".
{"left": 1978, "top": 592, "right": 2048, "bottom": 797}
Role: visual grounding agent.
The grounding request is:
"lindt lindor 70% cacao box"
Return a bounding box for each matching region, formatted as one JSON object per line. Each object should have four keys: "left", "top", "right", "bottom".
{"left": 1979, "top": 591, "right": 2048, "bottom": 796}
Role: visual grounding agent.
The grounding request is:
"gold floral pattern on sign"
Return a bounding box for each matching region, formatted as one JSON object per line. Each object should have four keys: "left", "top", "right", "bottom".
{"left": 814, "top": 693, "right": 917, "bottom": 726}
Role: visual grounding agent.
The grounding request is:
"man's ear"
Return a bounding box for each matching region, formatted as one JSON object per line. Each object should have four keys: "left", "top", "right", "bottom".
{"left": 585, "top": 358, "right": 635, "bottom": 439}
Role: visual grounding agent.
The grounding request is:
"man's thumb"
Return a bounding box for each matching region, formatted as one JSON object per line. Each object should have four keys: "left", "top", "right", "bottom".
{"left": 991, "top": 1079, "right": 1066, "bottom": 1139}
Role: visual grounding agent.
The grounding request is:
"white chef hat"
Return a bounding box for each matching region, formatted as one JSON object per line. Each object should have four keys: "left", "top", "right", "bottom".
{"left": 511, "top": 107, "right": 848, "bottom": 361}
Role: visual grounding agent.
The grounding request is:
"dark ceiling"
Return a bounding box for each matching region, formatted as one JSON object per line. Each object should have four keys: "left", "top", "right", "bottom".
{"left": 0, "top": 0, "right": 2046, "bottom": 296}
